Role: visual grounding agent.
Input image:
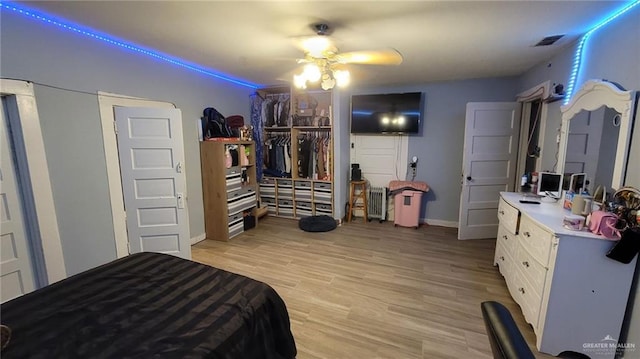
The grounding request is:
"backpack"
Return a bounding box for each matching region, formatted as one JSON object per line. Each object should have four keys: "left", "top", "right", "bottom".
{"left": 202, "top": 107, "right": 233, "bottom": 138}
{"left": 588, "top": 210, "right": 621, "bottom": 240}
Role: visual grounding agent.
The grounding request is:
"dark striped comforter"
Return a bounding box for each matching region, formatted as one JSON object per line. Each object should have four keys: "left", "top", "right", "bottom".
{"left": 1, "top": 252, "right": 296, "bottom": 358}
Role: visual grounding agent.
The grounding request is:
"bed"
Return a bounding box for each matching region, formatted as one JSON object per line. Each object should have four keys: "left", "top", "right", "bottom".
{"left": 0, "top": 252, "right": 297, "bottom": 358}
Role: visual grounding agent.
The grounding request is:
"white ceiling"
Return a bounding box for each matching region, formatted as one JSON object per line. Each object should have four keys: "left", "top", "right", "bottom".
{"left": 20, "top": 1, "right": 628, "bottom": 88}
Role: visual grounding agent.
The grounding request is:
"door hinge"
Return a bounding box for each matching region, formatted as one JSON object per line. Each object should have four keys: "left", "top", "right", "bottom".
{"left": 113, "top": 121, "right": 118, "bottom": 135}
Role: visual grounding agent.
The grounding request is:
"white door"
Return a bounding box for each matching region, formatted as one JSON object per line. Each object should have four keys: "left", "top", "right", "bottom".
{"left": 1, "top": 101, "right": 36, "bottom": 302}
{"left": 115, "top": 107, "right": 191, "bottom": 259}
{"left": 350, "top": 135, "right": 408, "bottom": 219}
{"left": 350, "top": 135, "right": 408, "bottom": 187}
{"left": 458, "top": 103, "right": 521, "bottom": 240}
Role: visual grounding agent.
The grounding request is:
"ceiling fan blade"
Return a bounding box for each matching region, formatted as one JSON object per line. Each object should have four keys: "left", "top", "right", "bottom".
{"left": 334, "top": 49, "right": 403, "bottom": 65}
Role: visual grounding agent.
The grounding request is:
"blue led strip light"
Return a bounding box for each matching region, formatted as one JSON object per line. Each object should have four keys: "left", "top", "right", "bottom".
{"left": 564, "top": 0, "right": 640, "bottom": 105}
{"left": 0, "top": 2, "right": 259, "bottom": 89}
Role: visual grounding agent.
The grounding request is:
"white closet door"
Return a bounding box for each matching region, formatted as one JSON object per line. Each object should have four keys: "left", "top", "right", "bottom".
{"left": 1, "top": 100, "right": 36, "bottom": 303}
{"left": 115, "top": 107, "right": 191, "bottom": 259}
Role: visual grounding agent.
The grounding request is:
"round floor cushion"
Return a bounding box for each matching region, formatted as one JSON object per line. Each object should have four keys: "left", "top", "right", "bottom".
{"left": 299, "top": 215, "right": 337, "bottom": 232}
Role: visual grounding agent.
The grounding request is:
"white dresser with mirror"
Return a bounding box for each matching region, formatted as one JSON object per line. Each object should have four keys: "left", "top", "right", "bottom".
{"left": 495, "top": 192, "right": 636, "bottom": 358}
{"left": 494, "top": 80, "right": 638, "bottom": 358}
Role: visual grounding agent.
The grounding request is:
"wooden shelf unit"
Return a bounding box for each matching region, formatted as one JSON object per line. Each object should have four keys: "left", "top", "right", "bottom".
{"left": 258, "top": 87, "right": 334, "bottom": 219}
{"left": 200, "top": 140, "right": 258, "bottom": 241}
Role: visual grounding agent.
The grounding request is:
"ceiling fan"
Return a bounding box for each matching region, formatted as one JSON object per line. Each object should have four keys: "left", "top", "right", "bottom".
{"left": 293, "top": 23, "right": 403, "bottom": 90}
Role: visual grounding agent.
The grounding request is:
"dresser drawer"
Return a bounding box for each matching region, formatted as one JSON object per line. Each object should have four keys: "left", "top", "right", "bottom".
{"left": 315, "top": 202, "right": 333, "bottom": 215}
{"left": 226, "top": 173, "right": 242, "bottom": 192}
{"left": 228, "top": 212, "right": 243, "bottom": 226}
{"left": 517, "top": 276, "right": 542, "bottom": 331}
{"left": 277, "top": 199, "right": 294, "bottom": 217}
{"left": 498, "top": 197, "right": 520, "bottom": 234}
{"left": 277, "top": 179, "right": 293, "bottom": 188}
{"left": 519, "top": 215, "right": 553, "bottom": 266}
{"left": 497, "top": 225, "right": 517, "bottom": 257}
{"left": 494, "top": 241, "right": 512, "bottom": 278}
{"left": 277, "top": 179, "right": 293, "bottom": 198}
{"left": 227, "top": 188, "right": 256, "bottom": 214}
{"left": 294, "top": 180, "right": 312, "bottom": 189}
{"left": 313, "top": 181, "right": 331, "bottom": 191}
{"left": 515, "top": 243, "right": 547, "bottom": 296}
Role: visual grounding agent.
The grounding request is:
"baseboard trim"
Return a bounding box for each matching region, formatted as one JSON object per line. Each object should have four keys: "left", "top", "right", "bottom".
{"left": 422, "top": 218, "right": 458, "bottom": 228}
{"left": 190, "top": 233, "right": 206, "bottom": 245}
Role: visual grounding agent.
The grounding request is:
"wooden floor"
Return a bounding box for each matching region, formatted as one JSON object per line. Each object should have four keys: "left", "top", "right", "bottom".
{"left": 192, "top": 216, "right": 552, "bottom": 359}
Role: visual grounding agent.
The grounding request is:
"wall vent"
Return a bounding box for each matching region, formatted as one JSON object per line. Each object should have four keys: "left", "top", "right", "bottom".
{"left": 534, "top": 35, "right": 565, "bottom": 46}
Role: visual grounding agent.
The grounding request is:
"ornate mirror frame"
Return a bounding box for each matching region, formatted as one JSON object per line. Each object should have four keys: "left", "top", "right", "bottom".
{"left": 558, "top": 79, "right": 637, "bottom": 190}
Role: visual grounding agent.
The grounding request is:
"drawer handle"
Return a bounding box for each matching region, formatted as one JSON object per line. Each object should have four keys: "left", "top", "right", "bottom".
{"left": 502, "top": 235, "right": 508, "bottom": 240}
{"left": 519, "top": 287, "right": 525, "bottom": 294}
{"left": 522, "top": 261, "right": 530, "bottom": 268}
{"left": 500, "top": 256, "right": 505, "bottom": 261}
{"left": 523, "top": 231, "right": 531, "bottom": 237}
{"left": 499, "top": 210, "right": 505, "bottom": 215}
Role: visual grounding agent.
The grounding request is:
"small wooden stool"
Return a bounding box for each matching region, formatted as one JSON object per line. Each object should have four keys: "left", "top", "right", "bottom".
{"left": 348, "top": 180, "right": 368, "bottom": 222}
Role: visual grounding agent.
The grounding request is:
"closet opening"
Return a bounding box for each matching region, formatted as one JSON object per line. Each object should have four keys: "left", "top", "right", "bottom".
{"left": 524, "top": 99, "right": 542, "bottom": 174}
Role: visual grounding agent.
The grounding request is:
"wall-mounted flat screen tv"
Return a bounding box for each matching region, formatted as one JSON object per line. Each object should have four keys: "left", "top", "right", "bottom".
{"left": 350, "top": 92, "right": 423, "bottom": 134}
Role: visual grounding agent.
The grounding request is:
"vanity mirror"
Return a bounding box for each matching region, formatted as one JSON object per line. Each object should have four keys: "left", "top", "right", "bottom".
{"left": 558, "top": 79, "right": 637, "bottom": 192}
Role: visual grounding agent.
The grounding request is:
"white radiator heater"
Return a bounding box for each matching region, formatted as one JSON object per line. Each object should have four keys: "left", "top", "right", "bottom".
{"left": 368, "top": 186, "right": 388, "bottom": 222}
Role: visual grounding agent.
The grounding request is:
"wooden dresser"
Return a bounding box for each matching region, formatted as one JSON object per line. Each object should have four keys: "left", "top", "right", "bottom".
{"left": 495, "top": 192, "right": 636, "bottom": 358}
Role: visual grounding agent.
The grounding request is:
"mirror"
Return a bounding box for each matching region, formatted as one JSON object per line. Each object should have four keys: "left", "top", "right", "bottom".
{"left": 558, "top": 80, "right": 636, "bottom": 192}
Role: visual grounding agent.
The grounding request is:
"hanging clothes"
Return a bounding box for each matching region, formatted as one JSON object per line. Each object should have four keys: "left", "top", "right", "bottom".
{"left": 250, "top": 94, "right": 264, "bottom": 181}
{"left": 263, "top": 133, "right": 291, "bottom": 178}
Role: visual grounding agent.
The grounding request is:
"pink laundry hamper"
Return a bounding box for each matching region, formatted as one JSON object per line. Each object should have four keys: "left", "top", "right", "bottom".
{"left": 394, "top": 190, "right": 423, "bottom": 228}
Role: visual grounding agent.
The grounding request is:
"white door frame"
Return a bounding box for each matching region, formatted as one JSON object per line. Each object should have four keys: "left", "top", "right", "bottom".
{"left": 515, "top": 81, "right": 551, "bottom": 181}
{"left": 0, "top": 79, "right": 66, "bottom": 284}
{"left": 97, "top": 92, "right": 175, "bottom": 258}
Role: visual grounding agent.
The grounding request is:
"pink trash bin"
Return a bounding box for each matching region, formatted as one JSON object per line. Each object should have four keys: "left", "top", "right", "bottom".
{"left": 394, "top": 190, "right": 423, "bottom": 228}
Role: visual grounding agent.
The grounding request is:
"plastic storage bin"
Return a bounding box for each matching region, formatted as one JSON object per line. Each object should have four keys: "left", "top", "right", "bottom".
{"left": 394, "top": 190, "right": 422, "bottom": 228}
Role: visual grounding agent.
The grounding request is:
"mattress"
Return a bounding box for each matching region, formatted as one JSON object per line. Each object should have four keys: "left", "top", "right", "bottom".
{"left": 0, "top": 252, "right": 296, "bottom": 359}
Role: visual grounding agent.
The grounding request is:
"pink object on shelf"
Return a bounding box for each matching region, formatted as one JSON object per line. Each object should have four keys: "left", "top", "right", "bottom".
{"left": 394, "top": 190, "right": 423, "bottom": 228}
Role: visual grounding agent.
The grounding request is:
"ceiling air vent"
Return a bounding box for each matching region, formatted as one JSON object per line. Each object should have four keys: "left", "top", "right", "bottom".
{"left": 534, "top": 35, "right": 565, "bottom": 46}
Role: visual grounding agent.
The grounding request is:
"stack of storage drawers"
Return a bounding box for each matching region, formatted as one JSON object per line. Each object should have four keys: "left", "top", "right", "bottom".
{"left": 226, "top": 169, "right": 257, "bottom": 239}
{"left": 277, "top": 179, "right": 294, "bottom": 217}
{"left": 313, "top": 181, "right": 332, "bottom": 215}
{"left": 294, "top": 181, "right": 313, "bottom": 217}
{"left": 259, "top": 178, "right": 277, "bottom": 216}
{"left": 259, "top": 178, "right": 333, "bottom": 218}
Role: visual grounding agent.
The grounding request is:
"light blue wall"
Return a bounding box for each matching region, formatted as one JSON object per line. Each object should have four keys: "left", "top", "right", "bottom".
{"left": 0, "top": 11, "right": 253, "bottom": 275}
{"left": 344, "top": 78, "right": 519, "bottom": 224}
{"left": 518, "top": 5, "right": 640, "bottom": 352}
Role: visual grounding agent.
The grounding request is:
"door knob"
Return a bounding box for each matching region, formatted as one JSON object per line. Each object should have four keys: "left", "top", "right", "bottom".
{"left": 466, "top": 176, "right": 472, "bottom": 181}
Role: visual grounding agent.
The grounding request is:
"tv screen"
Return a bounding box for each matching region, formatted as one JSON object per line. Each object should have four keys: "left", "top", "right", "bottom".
{"left": 351, "top": 92, "right": 423, "bottom": 134}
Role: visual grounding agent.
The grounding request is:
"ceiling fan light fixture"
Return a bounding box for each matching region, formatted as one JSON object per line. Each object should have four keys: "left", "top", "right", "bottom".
{"left": 303, "top": 63, "right": 321, "bottom": 82}
{"left": 303, "top": 36, "right": 332, "bottom": 57}
{"left": 321, "top": 77, "right": 336, "bottom": 90}
{"left": 334, "top": 69, "right": 350, "bottom": 87}
{"left": 293, "top": 73, "right": 307, "bottom": 89}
